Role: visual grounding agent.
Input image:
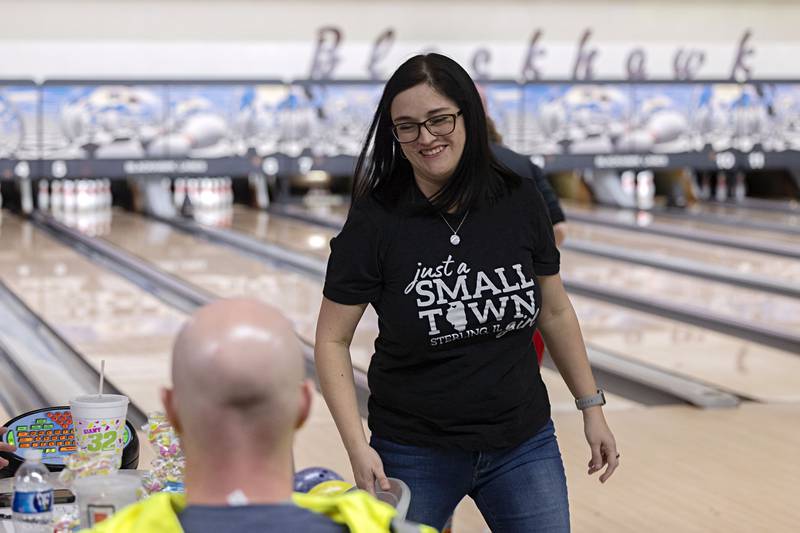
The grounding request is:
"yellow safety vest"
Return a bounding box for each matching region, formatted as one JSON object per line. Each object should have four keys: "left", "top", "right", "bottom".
{"left": 81, "top": 491, "right": 437, "bottom": 533}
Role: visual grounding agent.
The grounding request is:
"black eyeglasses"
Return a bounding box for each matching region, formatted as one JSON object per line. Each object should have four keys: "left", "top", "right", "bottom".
{"left": 391, "top": 110, "right": 463, "bottom": 144}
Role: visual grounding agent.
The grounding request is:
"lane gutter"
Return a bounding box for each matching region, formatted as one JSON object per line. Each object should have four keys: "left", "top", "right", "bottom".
{"left": 564, "top": 208, "right": 800, "bottom": 260}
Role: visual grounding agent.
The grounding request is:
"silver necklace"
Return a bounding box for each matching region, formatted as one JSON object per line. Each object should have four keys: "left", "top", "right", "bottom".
{"left": 440, "top": 210, "right": 469, "bottom": 246}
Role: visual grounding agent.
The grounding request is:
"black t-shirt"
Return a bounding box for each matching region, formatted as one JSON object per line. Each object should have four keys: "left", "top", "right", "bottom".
{"left": 324, "top": 178, "right": 560, "bottom": 450}
{"left": 179, "top": 504, "right": 347, "bottom": 533}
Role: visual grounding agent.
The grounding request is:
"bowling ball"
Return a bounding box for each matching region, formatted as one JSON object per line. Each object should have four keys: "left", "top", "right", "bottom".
{"left": 293, "top": 467, "right": 343, "bottom": 493}
{"left": 307, "top": 480, "right": 354, "bottom": 497}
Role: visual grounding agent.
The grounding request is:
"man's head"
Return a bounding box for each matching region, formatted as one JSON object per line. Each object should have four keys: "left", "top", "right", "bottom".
{"left": 162, "top": 298, "right": 312, "bottom": 459}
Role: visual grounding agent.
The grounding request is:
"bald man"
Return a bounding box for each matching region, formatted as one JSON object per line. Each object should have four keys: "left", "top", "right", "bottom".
{"left": 88, "top": 299, "right": 435, "bottom": 533}
{"left": 165, "top": 298, "right": 339, "bottom": 532}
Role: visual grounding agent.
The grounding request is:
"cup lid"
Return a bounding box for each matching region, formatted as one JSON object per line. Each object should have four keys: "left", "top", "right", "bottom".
{"left": 71, "top": 394, "right": 129, "bottom": 406}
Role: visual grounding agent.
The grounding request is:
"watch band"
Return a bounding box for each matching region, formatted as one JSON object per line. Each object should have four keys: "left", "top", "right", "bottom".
{"left": 575, "top": 389, "right": 606, "bottom": 410}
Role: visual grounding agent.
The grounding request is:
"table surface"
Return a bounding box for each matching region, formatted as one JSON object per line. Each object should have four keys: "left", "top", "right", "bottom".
{"left": 1, "top": 504, "right": 75, "bottom": 533}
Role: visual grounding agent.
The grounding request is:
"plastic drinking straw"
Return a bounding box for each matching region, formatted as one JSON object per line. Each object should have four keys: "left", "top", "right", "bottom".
{"left": 98, "top": 359, "right": 105, "bottom": 396}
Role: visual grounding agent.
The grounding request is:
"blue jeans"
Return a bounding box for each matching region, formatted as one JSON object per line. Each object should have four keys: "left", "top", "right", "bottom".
{"left": 370, "top": 419, "right": 570, "bottom": 533}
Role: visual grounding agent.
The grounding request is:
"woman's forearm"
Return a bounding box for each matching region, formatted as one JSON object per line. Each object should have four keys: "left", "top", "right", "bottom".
{"left": 538, "top": 303, "right": 599, "bottom": 401}
{"left": 314, "top": 341, "right": 369, "bottom": 456}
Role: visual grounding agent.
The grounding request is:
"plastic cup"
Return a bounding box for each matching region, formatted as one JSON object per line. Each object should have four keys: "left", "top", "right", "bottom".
{"left": 70, "top": 394, "right": 129, "bottom": 468}
{"left": 374, "top": 478, "right": 410, "bottom": 520}
{"left": 73, "top": 473, "right": 141, "bottom": 528}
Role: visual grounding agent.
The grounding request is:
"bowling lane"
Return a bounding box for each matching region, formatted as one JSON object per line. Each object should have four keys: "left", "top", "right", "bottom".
{"left": 560, "top": 249, "right": 800, "bottom": 339}
{"left": 565, "top": 202, "right": 800, "bottom": 249}
{"left": 228, "top": 206, "right": 800, "bottom": 402}
{"left": 569, "top": 294, "right": 800, "bottom": 402}
{"left": 734, "top": 197, "right": 800, "bottom": 214}
{"left": 0, "top": 213, "right": 184, "bottom": 413}
{"left": 569, "top": 222, "right": 800, "bottom": 286}
{"left": 277, "top": 202, "right": 348, "bottom": 227}
{"left": 229, "top": 206, "right": 330, "bottom": 261}
{"left": 100, "top": 209, "right": 376, "bottom": 369}
{"left": 685, "top": 202, "right": 800, "bottom": 229}
{"left": 102, "top": 210, "right": 606, "bottom": 412}
{"left": 234, "top": 205, "right": 800, "bottom": 345}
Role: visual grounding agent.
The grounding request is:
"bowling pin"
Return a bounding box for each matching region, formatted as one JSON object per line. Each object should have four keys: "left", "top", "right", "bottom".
{"left": 100, "top": 179, "right": 108, "bottom": 209}
{"left": 224, "top": 177, "right": 233, "bottom": 206}
{"left": 187, "top": 178, "right": 200, "bottom": 208}
{"left": 715, "top": 171, "right": 728, "bottom": 202}
{"left": 105, "top": 179, "right": 113, "bottom": 207}
{"left": 216, "top": 178, "right": 226, "bottom": 208}
{"left": 85, "top": 180, "right": 95, "bottom": 210}
{"left": 173, "top": 178, "right": 187, "bottom": 208}
{"left": 51, "top": 180, "right": 63, "bottom": 211}
{"left": 218, "top": 178, "right": 226, "bottom": 208}
{"left": 636, "top": 170, "right": 655, "bottom": 210}
{"left": 700, "top": 172, "right": 711, "bottom": 200}
{"left": 63, "top": 180, "right": 77, "bottom": 211}
{"left": 734, "top": 171, "right": 747, "bottom": 202}
{"left": 207, "top": 178, "right": 218, "bottom": 209}
{"left": 76, "top": 180, "right": 90, "bottom": 211}
{"left": 89, "top": 180, "right": 105, "bottom": 210}
{"left": 201, "top": 178, "right": 214, "bottom": 209}
{"left": 37, "top": 180, "right": 50, "bottom": 211}
{"left": 76, "top": 209, "right": 92, "bottom": 235}
{"left": 100, "top": 178, "right": 111, "bottom": 208}
{"left": 20, "top": 179, "right": 33, "bottom": 214}
{"left": 620, "top": 170, "right": 636, "bottom": 204}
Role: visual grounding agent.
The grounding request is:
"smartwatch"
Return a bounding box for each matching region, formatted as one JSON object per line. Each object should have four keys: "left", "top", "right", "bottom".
{"left": 575, "top": 389, "right": 606, "bottom": 410}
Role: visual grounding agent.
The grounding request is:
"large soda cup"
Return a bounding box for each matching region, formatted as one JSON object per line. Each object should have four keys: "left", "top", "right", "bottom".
{"left": 70, "top": 394, "right": 129, "bottom": 468}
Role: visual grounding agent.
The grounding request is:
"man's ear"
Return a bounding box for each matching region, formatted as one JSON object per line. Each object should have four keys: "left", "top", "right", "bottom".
{"left": 295, "top": 379, "right": 313, "bottom": 430}
{"left": 161, "top": 387, "right": 182, "bottom": 435}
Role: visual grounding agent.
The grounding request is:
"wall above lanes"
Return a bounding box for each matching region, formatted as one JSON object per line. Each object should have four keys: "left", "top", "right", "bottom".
{"left": 1, "top": 78, "right": 799, "bottom": 182}
{"left": 1, "top": 1, "right": 799, "bottom": 80}
{"left": 3, "top": 1, "right": 800, "bottom": 42}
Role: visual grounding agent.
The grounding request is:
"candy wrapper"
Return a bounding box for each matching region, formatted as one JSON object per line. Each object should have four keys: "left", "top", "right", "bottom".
{"left": 52, "top": 505, "right": 79, "bottom": 533}
{"left": 141, "top": 412, "right": 185, "bottom": 494}
{"left": 58, "top": 451, "right": 119, "bottom": 484}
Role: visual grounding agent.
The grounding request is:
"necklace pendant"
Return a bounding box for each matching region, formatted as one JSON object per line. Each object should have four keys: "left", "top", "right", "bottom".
{"left": 450, "top": 234, "right": 461, "bottom": 246}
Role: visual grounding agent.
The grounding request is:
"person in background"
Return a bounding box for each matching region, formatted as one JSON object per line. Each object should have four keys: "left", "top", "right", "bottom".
{"left": 316, "top": 53, "right": 618, "bottom": 532}
{"left": 87, "top": 298, "right": 435, "bottom": 533}
{"left": 479, "top": 88, "right": 568, "bottom": 246}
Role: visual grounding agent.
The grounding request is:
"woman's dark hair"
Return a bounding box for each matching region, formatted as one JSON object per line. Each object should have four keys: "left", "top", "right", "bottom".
{"left": 352, "top": 53, "right": 520, "bottom": 213}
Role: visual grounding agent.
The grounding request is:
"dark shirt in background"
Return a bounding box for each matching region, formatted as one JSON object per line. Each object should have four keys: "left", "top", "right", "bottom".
{"left": 491, "top": 143, "right": 566, "bottom": 225}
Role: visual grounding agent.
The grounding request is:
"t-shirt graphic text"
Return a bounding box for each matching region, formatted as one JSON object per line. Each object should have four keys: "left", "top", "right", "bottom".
{"left": 405, "top": 255, "right": 540, "bottom": 347}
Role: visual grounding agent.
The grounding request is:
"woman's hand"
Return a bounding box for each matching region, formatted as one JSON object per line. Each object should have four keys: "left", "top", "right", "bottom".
{"left": 582, "top": 408, "right": 619, "bottom": 483}
{"left": 348, "top": 443, "right": 391, "bottom": 495}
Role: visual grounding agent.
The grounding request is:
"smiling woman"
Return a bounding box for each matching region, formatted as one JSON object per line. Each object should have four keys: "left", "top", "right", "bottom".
{"left": 315, "top": 53, "right": 619, "bottom": 533}
{"left": 351, "top": 53, "right": 519, "bottom": 215}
